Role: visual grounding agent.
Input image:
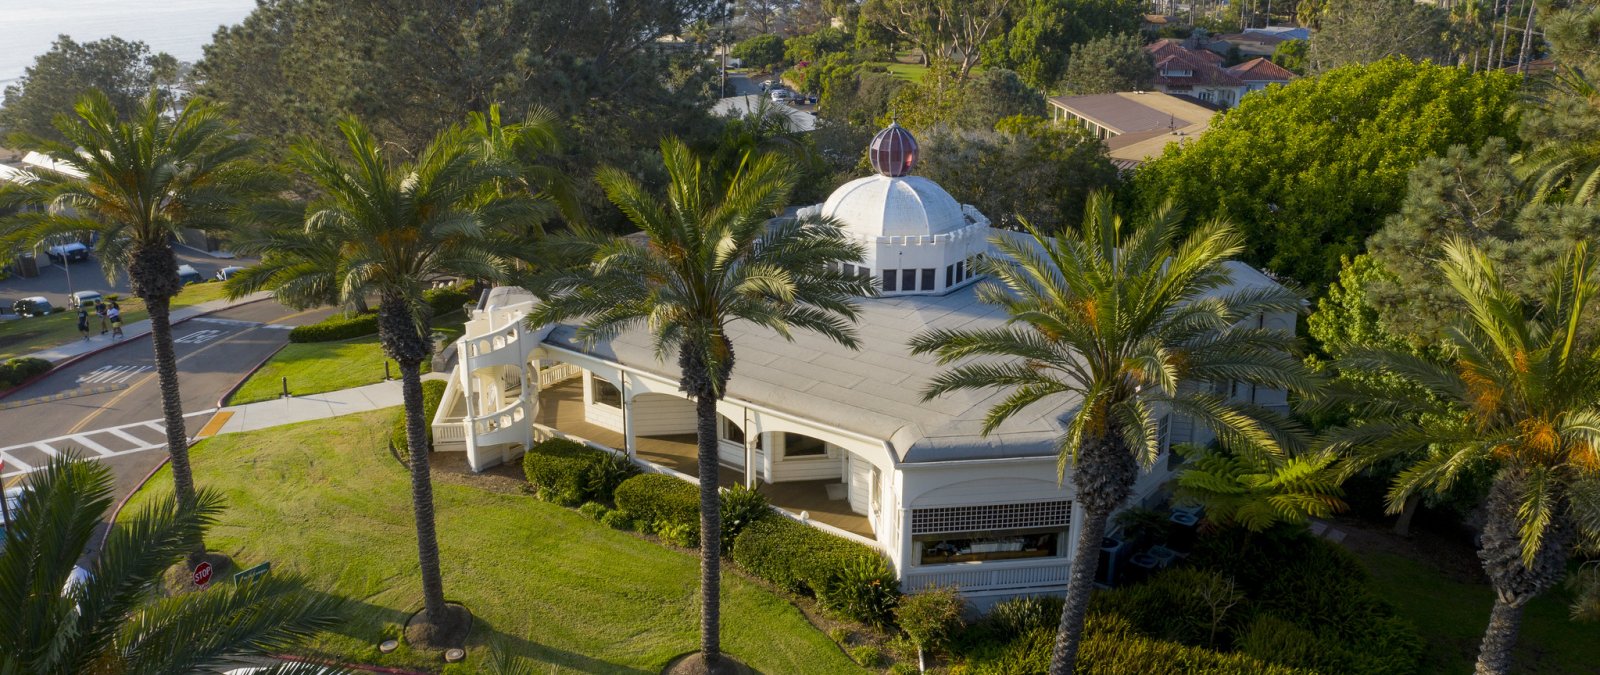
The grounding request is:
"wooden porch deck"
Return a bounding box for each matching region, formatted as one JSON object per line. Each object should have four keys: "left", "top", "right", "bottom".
{"left": 535, "top": 379, "right": 874, "bottom": 538}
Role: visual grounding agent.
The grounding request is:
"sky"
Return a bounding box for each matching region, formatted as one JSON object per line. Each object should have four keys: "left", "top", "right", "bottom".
{"left": 0, "top": 0, "right": 257, "bottom": 86}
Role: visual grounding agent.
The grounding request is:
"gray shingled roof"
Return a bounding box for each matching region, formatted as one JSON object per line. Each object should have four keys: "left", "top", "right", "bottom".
{"left": 540, "top": 256, "right": 1283, "bottom": 464}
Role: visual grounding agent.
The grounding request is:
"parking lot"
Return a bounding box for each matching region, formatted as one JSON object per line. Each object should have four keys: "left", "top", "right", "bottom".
{"left": 1, "top": 246, "right": 250, "bottom": 317}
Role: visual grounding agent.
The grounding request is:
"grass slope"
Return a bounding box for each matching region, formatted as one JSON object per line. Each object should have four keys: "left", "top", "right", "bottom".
{"left": 0, "top": 282, "right": 230, "bottom": 360}
{"left": 127, "top": 410, "right": 864, "bottom": 674}
{"left": 228, "top": 315, "right": 462, "bottom": 405}
{"left": 1356, "top": 550, "right": 1600, "bottom": 674}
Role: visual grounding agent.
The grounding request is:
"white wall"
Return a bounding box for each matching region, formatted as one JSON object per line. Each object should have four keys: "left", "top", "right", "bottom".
{"left": 581, "top": 371, "right": 623, "bottom": 431}
{"left": 770, "top": 432, "right": 845, "bottom": 482}
{"left": 630, "top": 393, "right": 696, "bottom": 436}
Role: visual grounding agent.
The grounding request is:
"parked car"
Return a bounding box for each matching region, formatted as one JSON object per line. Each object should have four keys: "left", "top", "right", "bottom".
{"left": 760, "top": 79, "right": 775, "bottom": 92}
{"left": 215, "top": 265, "right": 245, "bottom": 281}
{"left": 177, "top": 264, "right": 204, "bottom": 285}
{"left": 46, "top": 242, "right": 88, "bottom": 264}
{"left": 770, "top": 88, "right": 792, "bottom": 102}
{"left": 0, "top": 486, "right": 23, "bottom": 550}
{"left": 69, "top": 290, "right": 103, "bottom": 309}
{"left": 13, "top": 296, "right": 53, "bottom": 317}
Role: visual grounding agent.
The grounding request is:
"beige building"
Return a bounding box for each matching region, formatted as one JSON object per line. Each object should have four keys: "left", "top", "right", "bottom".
{"left": 1047, "top": 92, "right": 1216, "bottom": 170}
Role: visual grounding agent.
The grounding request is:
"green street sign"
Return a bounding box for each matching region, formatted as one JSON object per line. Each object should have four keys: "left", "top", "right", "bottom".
{"left": 235, "top": 562, "right": 271, "bottom": 584}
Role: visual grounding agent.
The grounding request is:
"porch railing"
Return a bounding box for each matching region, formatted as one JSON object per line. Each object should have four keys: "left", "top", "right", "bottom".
{"left": 900, "top": 559, "right": 1070, "bottom": 593}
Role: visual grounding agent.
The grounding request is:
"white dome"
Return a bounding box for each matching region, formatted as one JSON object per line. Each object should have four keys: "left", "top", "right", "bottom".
{"left": 820, "top": 174, "right": 968, "bottom": 238}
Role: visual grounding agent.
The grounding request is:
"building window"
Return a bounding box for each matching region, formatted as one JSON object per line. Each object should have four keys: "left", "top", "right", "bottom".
{"left": 902, "top": 269, "right": 917, "bottom": 291}
{"left": 783, "top": 432, "right": 827, "bottom": 457}
{"left": 882, "top": 269, "right": 898, "bottom": 292}
{"left": 591, "top": 376, "right": 621, "bottom": 408}
{"left": 956, "top": 260, "right": 966, "bottom": 281}
{"left": 720, "top": 417, "right": 762, "bottom": 449}
{"left": 916, "top": 528, "right": 1066, "bottom": 564}
{"left": 844, "top": 263, "right": 856, "bottom": 277}
{"left": 921, "top": 268, "right": 935, "bottom": 291}
{"left": 945, "top": 264, "right": 954, "bottom": 287}
{"left": 911, "top": 500, "right": 1072, "bottom": 565}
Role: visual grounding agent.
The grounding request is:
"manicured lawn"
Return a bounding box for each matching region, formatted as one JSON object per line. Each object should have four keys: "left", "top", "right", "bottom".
{"left": 865, "top": 55, "right": 984, "bottom": 84}
{"left": 126, "top": 411, "right": 865, "bottom": 673}
{"left": 228, "top": 314, "right": 462, "bottom": 405}
{"left": 1355, "top": 550, "right": 1600, "bottom": 674}
{"left": 0, "top": 281, "right": 231, "bottom": 360}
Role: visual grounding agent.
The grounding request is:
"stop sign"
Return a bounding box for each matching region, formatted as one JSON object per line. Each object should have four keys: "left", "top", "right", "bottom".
{"left": 192, "top": 561, "right": 213, "bottom": 587}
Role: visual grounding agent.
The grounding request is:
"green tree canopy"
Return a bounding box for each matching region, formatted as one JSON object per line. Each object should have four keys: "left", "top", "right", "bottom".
{"left": 1058, "top": 33, "right": 1155, "bottom": 95}
{"left": 733, "top": 34, "right": 787, "bottom": 71}
{"left": 1, "top": 36, "right": 173, "bottom": 142}
{"left": 890, "top": 67, "right": 1046, "bottom": 131}
{"left": 784, "top": 26, "right": 852, "bottom": 64}
{"left": 1128, "top": 58, "right": 1521, "bottom": 291}
{"left": 1307, "top": 0, "right": 1451, "bottom": 73}
{"left": 979, "top": 0, "right": 1142, "bottom": 90}
{"left": 1271, "top": 38, "right": 1307, "bottom": 75}
{"left": 917, "top": 115, "right": 1119, "bottom": 228}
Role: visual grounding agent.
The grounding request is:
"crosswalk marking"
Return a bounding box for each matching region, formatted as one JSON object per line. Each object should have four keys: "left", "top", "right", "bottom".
{"left": 78, "top": 365, "right": 152, "bottom": 385}
{"left": 74, "top": 436, "right": 113, "bottom": 456}
{"left": 191, "top": 317, "right": 263, "bottom": 328}
{"left": 0, "top": 410, "right": 217, "bottom": 480}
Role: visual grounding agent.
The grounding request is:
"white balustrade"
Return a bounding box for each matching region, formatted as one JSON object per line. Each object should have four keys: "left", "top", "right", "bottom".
{"left": 901, "top": 560, "right": 1070, "bottom": 593}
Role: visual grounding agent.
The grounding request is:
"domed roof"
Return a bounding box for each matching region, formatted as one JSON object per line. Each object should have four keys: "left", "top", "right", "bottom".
{"left": 821, "top": 174, "right": 968, "bottom": 238}
{"left": 870, "top": 123, "right": 918, "bottom": 177}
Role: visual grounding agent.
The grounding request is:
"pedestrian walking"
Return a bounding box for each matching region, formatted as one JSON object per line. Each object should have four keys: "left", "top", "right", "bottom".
{"left": 95, "top": 298, "right": 108, "bottom": 334}
{"left": 108, "top": 301, "right": 123, "bottom": 340}
{"left": 77, "top": 308, "right": 90, "bottom": 341}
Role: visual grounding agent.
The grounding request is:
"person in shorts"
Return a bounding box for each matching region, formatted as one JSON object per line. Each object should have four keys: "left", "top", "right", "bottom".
{"left": 95, "top": 298, "right": 108, "bottom": 334}
{"left": 108, "top": 301, "right": 123, "bottom": 340}
{"left": 77, "top": 308, "right": 90, "bottom": 341}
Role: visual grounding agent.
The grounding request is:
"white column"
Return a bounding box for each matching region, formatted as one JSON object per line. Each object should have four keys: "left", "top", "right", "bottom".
{"left": 621, "top": 371, "right": 636, "bottom": 460}
{"left": 743, "top": 408, "right": 756, "bottom": 489}
{"left": 1065, "top": 500, "right": 1086, "bottom": 566}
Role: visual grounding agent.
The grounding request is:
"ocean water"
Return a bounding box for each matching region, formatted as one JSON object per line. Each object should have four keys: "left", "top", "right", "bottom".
{"left": 0, "top": 0, "right": 257, "bottom": 86}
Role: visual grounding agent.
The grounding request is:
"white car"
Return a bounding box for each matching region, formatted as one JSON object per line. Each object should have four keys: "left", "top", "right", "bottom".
{"left": 770, "top": 88, "right": 792, "bottom": 103}
{"left": 69, "top": 290, "right": 103, "bottom": 310}
{"left": 46, "top": 242, "right": 89, "bottom": 263}
{"left": 1, "top": 487, "right": 24, "bottom": 549}
{"left": 215, "top": 266, "right": 245, "bottom": 281}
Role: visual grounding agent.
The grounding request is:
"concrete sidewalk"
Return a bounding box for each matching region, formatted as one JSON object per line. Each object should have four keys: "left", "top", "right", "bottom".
{"left": 209, "top": 372, "right": 449, "bottom": 436}
{"left": 25, "top": 291, "right": 273, "bottom": 363}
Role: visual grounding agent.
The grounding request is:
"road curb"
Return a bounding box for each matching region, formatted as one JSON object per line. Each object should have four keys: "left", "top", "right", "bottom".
{"left": 0, "top": 295, "right": 272, "bottom": 401}
{"left": 217, "top": 341, "right": 288, "bottom": 408}
{"left": 100, "top": 449, "right": 175, "bottom": 548}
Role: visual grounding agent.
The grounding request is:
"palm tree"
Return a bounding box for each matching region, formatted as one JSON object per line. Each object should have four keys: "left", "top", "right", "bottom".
{"left": 464, "top": 103, "right": 583, "bottom": 234}
{"left": 0, "top": 456, "right": 343, "bottom": 673}
{"left": 1517, "top": 64, "right": 1600, "bottom": 206}
{"left": 909, "top": 194, "right": 1318, "bottom": 675}
{"left": 0, "top": 90, "right": 266, "bottom": 556}
{"left": 227, "top": 118, "right": 515, "bottom": 646}
{"left": 527, "top": 138, "right": 872, "bottom": 670}
{"left": 1330, "top": 239, "right": 1600, "bottom": 675}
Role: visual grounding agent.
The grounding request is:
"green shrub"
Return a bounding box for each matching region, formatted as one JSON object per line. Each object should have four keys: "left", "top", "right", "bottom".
{"left": 615, "top": 473, "right": 700, "bottom": 544}
{"left": 986, "top": 594, "right": 1063, "bottom": 636}
{"left": 960, "top": 614, "right": 1315, "bottom": 675}
{"left": 599, "top": 509, "right": 634, "bottom": 531}
{"left": 1089, "top": 567, "right": 1243, "bottom": 649}
{"left": 288, "top": 286, "right": 469, "bottom": 343}
{"left": 391, "top": 379, "right": 448, "bottom": 457}
{"left": 289, "top": 311, "right": 379, "bottom": 343}
{"left": 719, "top": 483, "right": 773, "bottom": 550}
{"left": 578, "top": 501, "right": 609, "bottom": 521}
{"left": 731, "top": 516, "right": 886, "bottom": 596}
{"left": 0, "top": 357, "right": 51, "bottom": 388}
{"left": 897, "top": 585, "right": 966, "bottom": 658}
{"left": 887, "top": 663, "right": 918, "bottom": 675}
{"left": 656, "top": 521, "right": 698, "bottom": 548}
{"left": 817, "top": 554, "right": 900, "bottom": 626}
{"left": 849, "top": 644, "right": 887, "bottom": 668}
{"left": 522, "top": 438, "right": 638, "bottom": 506}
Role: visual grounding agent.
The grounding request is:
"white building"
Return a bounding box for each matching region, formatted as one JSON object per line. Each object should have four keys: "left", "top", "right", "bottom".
{"left": 431, "top": 124, "right": 1294, "bottom": 603}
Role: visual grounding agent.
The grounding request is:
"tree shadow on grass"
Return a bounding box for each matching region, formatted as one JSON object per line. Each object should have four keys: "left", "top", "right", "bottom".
{"left": 467, "top": 615, "right": 662, "bottom": 674}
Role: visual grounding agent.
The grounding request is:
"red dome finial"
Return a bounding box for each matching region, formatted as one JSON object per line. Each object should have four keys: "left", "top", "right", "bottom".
{"left": 869, "top": 123, "right": 918, "bottom": 177}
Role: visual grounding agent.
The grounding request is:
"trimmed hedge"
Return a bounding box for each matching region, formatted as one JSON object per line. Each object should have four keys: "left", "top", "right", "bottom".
{"left": 0, "top": 357, "right": 51, "bottom": 388}
{"left": 731, "top": 515, "right": 884, "bottom": 596}
{"left": 289, "top": 285, "right": 473, "bottom": 343}
{"left": 956, "top": 615, "right": 1314, "bottom": 675}
{"left": 614, "top": 474, "right": 700, "bottom": 543}
{"left": 391, "top": 379, "right": 448, "bottom": 456}
{"left": 522, "top": 438, "right": 638, "bottom": 506}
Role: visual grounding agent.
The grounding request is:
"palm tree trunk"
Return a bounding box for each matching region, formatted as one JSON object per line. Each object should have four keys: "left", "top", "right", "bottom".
{"left": 695, "top": 390, "right": 723, "bottom": 668}
{"left": 1393, "top": 493, "right": 1422, "bottom": 537}
{"left": 401, "top": 359, "right": 449, "bottom": 622}
{"left": 1047, "top": 502, "right": 1110, "bottom": 675}
{"left": 1475, "top": 595, "right": 1524, "bottom": 674}
{"left": 146, "top": 293, "right": 203, "bottom": 557}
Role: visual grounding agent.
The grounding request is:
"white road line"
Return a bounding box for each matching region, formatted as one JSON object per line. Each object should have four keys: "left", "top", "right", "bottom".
{"left": 0, "top": 453, "right": 32, "bottom": 473}
{"left": 107, "top": 428, "right": 145, "bottom": 446}
{"left": 31, "top": 442, "right": 58, "bottom": 457}
{"left": 74, "top": 435, "right": 114, "bottom": 456}
{"left": 144, "top": 422, "right": 166, "bottom": 435}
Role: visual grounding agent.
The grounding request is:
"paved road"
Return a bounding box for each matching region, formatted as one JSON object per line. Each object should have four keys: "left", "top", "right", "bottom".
{"left": 0, "top": 246, "right": 249, "bottom": 312}
{"left": 0, "top": 299, "right": 336, "bottom": 498}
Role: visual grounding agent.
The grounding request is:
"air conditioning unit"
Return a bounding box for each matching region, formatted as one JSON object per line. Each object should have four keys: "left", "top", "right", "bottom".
{"left": 1127, "top": 551, "right": 1161, "bottom": 585}
{"left": 1168, "top": 509, "right": 1201, "bottom": 554}
{"left": 1096, "top": 535, "right": 1131, "bottom": 587}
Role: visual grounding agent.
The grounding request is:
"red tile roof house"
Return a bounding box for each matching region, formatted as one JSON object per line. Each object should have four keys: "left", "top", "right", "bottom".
{"left": 1144, "top": 39, "right": 1295, "bottom": 108}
